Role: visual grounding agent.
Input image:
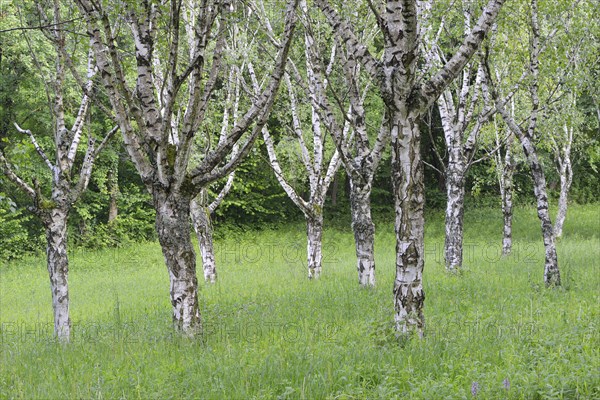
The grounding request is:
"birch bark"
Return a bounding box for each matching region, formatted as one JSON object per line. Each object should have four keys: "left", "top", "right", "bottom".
{"left": 497, "top": 130, "right": 516, "bottom": 255}
{"left": 0, "top": 3, "right": 116, "bottom": 341}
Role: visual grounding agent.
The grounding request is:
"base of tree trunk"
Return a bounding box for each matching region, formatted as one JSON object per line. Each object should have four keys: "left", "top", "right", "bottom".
{"left": 44, "top": 209, "right": 71, "bottom": 342}
{"left": 156, "top": 194, "right": 202, "bottom": 335}
{"left": 307, "top": 215, "right": 323, "bottom": 279}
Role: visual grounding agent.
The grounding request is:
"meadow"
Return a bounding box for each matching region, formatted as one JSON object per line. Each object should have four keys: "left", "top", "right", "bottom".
{"left": 0, "top": 204, "right": 598, "bottom": 399}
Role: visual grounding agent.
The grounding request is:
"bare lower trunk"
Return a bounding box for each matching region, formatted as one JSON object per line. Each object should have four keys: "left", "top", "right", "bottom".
{"left": 107, "top": 169, "right": 118, "bottom": 223}
{"left": 391, "top": 114, "right": 426, "bottom": 336}
{"left": 444, "top": 152, "right": 466, "bottom": 271}
{"left": 501, "top": 136, "right": 515, "bottom": 255}
{"left": 307, "top": 212, "right": 324, "bottom": 279}
{"left": 44, "top": 208, "right": 71, "bottom": 342}
{"left": 108, "top": 195, "right": 118, "bottom": 223}
{"left": 155, "top": 192, "right": 201, "bottom": 334}
{"left": 554, "top": 157, "right": 572, "bottom": 238}
{"left": 349, "top": 181, "right": 375, "bottom": 286}
{"left": 520, "top": 136, "right": 561, "bottom": 287}
{"left": 190, "top": 198, "right": 217, "bottom": 283}
{"left": 501, "top": 187, "right": 514, "bottom": 255}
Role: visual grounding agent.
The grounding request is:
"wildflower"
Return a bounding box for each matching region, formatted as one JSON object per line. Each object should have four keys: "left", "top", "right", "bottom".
{"left": 471, "top": 381, "right": 479, "bottom": 397}
{"left": 503, "top": 378, "right": 510, "bottom": 390}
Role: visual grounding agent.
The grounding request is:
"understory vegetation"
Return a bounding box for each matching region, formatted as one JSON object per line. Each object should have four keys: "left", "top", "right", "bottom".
{"left": 1, "top": 204, "right": 598, "bottom": 399}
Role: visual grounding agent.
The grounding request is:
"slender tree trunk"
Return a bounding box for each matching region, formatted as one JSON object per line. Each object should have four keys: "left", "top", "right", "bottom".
{"left": 190, "top": 197, "right": 217, "bottom": 283}
{"left": 501, "top": 134, "right": 515, "bottom": 255}
{"left": 331, "top": 173, "right": 338, "bottom": 207}
{"left": 349, "top": 180, "right": 375, "bottom": 286}
{"left": 554, "top": 150, "right": 572, "bottom": 238}
{"left": 519, "top": 135, "right": 561, "bottom": 287}
{"left": 107, "top": 170, "right": 118, "bottom": 223}
{"left": 43, "top": 207, "right": 71, "bottom": 342}
{"left": 108, "top": 196, "right": 118, "bottom": 223}
{"left": 391, "top": 112, "right": 426, "bottom": 337}
{"left": 444, "top": 148, "right": 466, "bottom": 271}
{"left": 306, "top": 210, "right": 324, "bottom": 279}
{"left": 154, "top": 191, "right": 201, "bottom": 334}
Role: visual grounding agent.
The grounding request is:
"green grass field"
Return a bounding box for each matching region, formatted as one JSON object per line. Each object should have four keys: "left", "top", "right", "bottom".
{"left": 1, "top": 204, "right": 599, "bottom": 399}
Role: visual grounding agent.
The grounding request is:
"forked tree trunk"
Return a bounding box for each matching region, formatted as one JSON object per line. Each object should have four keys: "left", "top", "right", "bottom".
{"left": 391, "top": 113, "right": 426, "bottom": 337}
{"left": 554, "top": 136, "right": 572, "bottom": 238}
{"left": 519, "top": 135, "right": 560, "bottom": 287}
{"left": 154, "top": 191, "right": 201, "bottom": 334}
{"left": 444, "top": 148, "right": 466, "bottom": 271}
{"left": 307, "top": 211, "right": 324, "bottom": 279}
{"left": 43, "top": 207, "right": 71, "bottom": 342}
{"left": 500, "top": 134, "right": 516, "bottom": 255}
{"left": 349, "top": 181, "right": 375, "bottom": 286}
{"left": 190, "top": 198, "right": 217, "bottom": 283}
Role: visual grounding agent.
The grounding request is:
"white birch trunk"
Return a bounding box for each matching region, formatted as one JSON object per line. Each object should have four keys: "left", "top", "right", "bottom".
{"left": 43, "top": 207, "right": 71, "bottom": 342}
{"left": 154, "top": 192, "right": 201, "bottom": 334}
{"left": 500, "top": 134, "right": 516, "bottom": 255}
{"left": 391, "top": 112, "right": 426, "bottom": 337}
{"left": 553, "top": 124, "right": 573, "bottom": 238}
{"left": 307, "top": 210, "right": 324, "bottom": 279}
{"left": 520, "top": 135, "right": 561, "bottom": 286}
{"left": 349, "top": 181, "right": 375, "bottom": 286}
{"left": 444, "top": 150, "right": 466, "bottom": 272}
{"left": 190, "top": 196, "right": 217, "bottom": 283}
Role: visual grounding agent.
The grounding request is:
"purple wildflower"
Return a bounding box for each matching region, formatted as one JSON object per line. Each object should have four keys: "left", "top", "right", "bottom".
{"left": 503, "top": 378, "right": 510, "bottom": 390}
{"left": 471, "top": 381, "right": 479, "bottom": 397}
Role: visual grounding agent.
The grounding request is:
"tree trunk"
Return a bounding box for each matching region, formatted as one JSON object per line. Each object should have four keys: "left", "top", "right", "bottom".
{"left": 349, "top": 180, "right": 376, "bottom": 286}
{"left": 500, "top": 134, "right": 515, "bottom": 255}
{"left": 190, "top": 197, "right": 217, "bottom": 283}
{"left": 108, "top": 195, "right": 118, "bottom": 223}
{"left": 554, "top": 150, "right": 572, "bottom": 238}
{"left": 519, "top": 135, "right": 561, "bottom": 287}
{"left": 444, "top": 148, "right": 466, "bottom": 271}
{"left": 107, "top": 169, "right": 118, "bottom": 223}
{"left": 307, "top": 210, "right": 324, "bottom": 279}
{"left": 154, "top": 191, "right": 202, "bottom": 334}
{"left": 391, "top": 112, "right": 426, "bottom": 337}
{"left": 331, "top": 173, "right": 338, "bottom": 207}
{"left": 43, "top": 207, "right": 71, "bottom": 342}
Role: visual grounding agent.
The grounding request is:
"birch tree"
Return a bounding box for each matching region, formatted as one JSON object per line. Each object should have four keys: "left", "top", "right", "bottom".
{"left": 0, "top": 1, "right": 115, "bottom": 341}
{"left": 295, "top": 2, "right": 386, "bottom": 286}
{"left": 245, "top": 1, "right": 344, "bottom": 279}
{"left": 483, "top": 0, "right": 561, "bottom": 287}
{"left": 493, "top": 119, "right": 517, "bottom": 255}
{"left": 74, "top": 0, "right": 298, "bottom": 335}
{"left": 315, "top": 0, "right": 505, "bottom": 335}
{"left": 421, "top": 3, "right": 501, "bottom": 272}
{"left": 260, "top": 70, "right": 343, "bottom": 279}
{"left": 427, "top": 56, "right": 494, "bottom": 270}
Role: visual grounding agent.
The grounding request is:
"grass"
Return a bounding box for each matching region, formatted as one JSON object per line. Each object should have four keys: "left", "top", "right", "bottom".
{"left": 0, "top": 203, "right": 598, "bottom": 399}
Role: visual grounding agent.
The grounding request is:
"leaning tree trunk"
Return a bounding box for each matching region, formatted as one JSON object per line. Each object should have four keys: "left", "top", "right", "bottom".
{"left": 554, "top": 153, "right": 572, "bottom": 238}
{"left": 349, "top": 180, "right": 376, "bottom": 286}
{"left": 190, "top": 197, "right": 217, "bottom": 283}
{"left": 519, "top": 135, "right": 561, "bottom": 287}
{"left": 154, "top": 191, "right": 201, "bottom": 334}
{"left": 500, "top": 135, "right": 516, "bottom": 255}
{"left": 391, "top": 112, "right": 426, "bottom": 337}
{"left": 306, "top": 209, "right": 324, "bottom": 279}
{"left": 43, "top": 207, "right": 71, "bottom": 342}
{"left": 444, "top": 147, "right": 467, "bottom": 271}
